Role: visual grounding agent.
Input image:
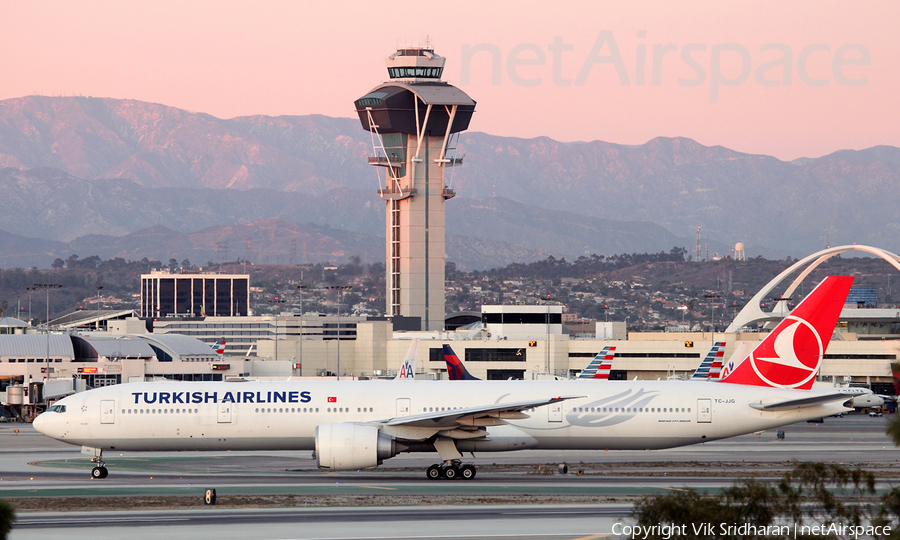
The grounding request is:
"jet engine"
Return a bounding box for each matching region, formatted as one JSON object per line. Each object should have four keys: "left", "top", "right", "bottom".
{"left": 315, "top": 423, "right": 400, "bottom": 470}
{"left": 850, "top": 393, "right": 884, "bottom": 408}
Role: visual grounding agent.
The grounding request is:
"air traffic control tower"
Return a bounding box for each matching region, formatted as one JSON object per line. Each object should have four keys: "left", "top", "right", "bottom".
{"left": 354, "top": 48, "right": 476, "bottom": 331}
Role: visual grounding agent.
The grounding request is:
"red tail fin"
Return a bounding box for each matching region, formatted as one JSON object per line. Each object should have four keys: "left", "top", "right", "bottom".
{"left": 891, "top": 362, "right": 900, "bottom": 396}
{"left": 720, "top": 276, "right": 853, "bottom": 390}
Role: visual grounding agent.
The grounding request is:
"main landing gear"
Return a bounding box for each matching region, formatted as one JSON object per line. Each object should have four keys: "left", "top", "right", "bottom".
{"left": 90, "top": 449, "right": 109, "bottom": 479}
{"left": 426, "top": 460, "right": 476, "bottom": 480}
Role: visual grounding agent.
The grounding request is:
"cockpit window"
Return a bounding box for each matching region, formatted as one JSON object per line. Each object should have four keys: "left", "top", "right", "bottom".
{"left": 48, "top": 405, "right": 66, "bottom": 413}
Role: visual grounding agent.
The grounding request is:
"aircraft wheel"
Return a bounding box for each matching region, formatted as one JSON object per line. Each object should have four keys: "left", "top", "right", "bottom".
{"left": 460, "top": 464, "right": 476, "bottom": 480}
{"left": 100, "top": 467, "right": 109, "bottom": 478}
{"left": 91, "top": 466, "right": 105, "bottom": 479}
{"left": 426, "top": 465, "right": 442, "bottom": 480}
{"left": 443, "top": 466, "right": 458, "bottom": 480}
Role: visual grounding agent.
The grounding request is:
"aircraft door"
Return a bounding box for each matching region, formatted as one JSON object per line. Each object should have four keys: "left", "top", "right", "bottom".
{"left": 396, "top": 398, "right": 411, "bottom": 417}
{"left": 697, "top": 398, "right": 712, "bottom": 423}
{"left": 548, "top": 402, "right": 563, "bottom": 422}
{"left": 100, "top": 400, "right": 115, "bottom": 424}
{"left": 217, "top": 403, "right": 232, "bottom": 423}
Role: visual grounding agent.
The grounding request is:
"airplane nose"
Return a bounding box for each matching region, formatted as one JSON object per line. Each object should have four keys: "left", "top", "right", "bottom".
{"left": 33, "top": 412, "right": 47, "bottom": 434}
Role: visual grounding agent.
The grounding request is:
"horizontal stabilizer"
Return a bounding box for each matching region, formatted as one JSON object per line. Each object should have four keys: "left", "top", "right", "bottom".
{"left": 749, "top": 393, "right": 851, "bottom": 411}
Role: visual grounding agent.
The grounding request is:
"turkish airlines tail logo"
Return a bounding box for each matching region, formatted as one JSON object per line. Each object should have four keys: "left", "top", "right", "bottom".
{"left": 720, "top": 276, "right": 853, "bottom": 390}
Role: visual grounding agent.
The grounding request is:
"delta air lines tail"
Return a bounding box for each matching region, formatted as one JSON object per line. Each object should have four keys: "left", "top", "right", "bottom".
{"left": 443, "top": 344, "right": 479, "bottom": 380}
{"left": 892, "top": 362, "right": 900, "bottom": 396}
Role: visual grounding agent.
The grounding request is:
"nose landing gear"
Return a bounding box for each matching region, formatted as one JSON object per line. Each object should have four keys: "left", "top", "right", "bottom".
{"left": 90, "top": 449, "right": 109, "bottom": 479}
{"left": 425, "top": 460, "right": 476, "bottom": 480}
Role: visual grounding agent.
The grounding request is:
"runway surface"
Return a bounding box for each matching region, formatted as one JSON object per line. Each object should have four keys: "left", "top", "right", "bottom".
{"left": 3, "top": 415, "right": 899, "bottom": 539}
{"left": 12, "top": 505, "right": 631, "bottom": 540}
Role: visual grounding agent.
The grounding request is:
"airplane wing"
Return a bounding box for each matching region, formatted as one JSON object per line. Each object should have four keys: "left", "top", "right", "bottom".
{"left": 383, "top": 395, "right": 583, "bottom": 429}
{"left": 749, "top": 393, "right": 852, "bottom": 411}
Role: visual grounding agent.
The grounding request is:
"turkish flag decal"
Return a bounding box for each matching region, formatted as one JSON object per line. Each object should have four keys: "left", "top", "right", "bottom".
{"left": 327, "top": 397, "right": 337, "bottom": 403}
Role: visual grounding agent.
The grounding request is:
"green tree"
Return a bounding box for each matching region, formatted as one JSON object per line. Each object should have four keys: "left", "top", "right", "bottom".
{"left": 632, "top": 462, "right": 883, "bottom": 540}
{"left": 0, "top": 499, "right": 15, "bottom": 540}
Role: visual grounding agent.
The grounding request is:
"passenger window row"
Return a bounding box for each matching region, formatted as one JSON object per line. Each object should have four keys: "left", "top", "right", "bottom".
{"left": 122, "top": 408, "right": 198, "bottom": 414}
{"left": 572, "top": 407, "right": 691, "bottom": 413}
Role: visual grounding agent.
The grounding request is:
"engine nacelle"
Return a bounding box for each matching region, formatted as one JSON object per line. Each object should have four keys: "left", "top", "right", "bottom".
{"left": 850, "top": 393, "right": 884, "bottom": 408}
{"left": 315, "top": 423, "right": 398, "bottom": 470}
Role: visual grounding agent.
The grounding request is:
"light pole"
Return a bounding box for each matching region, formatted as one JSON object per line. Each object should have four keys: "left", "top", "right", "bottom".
{"left": 32, "top": 283, "right": 63, "bottom": 379}
{"left": 296, "top": 285, "right": 307, "bottom": 368}
{"left": 25, "top": 286, "right": 35, "bottom": 326}
{"left": 703, "top": 292, "right": 721, "bottom": 344}
{"left": 268, "top": 297, "right": 285, "bottom": 360}
{"left": 95, "top": 285, "right": 103, "bottom": 329}
{"left": 771, "top": 296, "right": 793, "bottom": 322}
{"left": 325, "top": 285, "right": 352, "bottom": 379}
{"left": 543, "top": 296, "right": 557, "bottom": 375}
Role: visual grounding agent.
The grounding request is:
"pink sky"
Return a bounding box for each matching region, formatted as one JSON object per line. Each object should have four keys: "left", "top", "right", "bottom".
{"left": 1, "top": 0, "right": 897, "bottom": 160}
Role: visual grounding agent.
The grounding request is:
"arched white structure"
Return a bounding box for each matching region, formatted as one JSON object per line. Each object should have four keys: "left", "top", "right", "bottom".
{"left": 725, "top": 245, "right": 900, "bottom": 332}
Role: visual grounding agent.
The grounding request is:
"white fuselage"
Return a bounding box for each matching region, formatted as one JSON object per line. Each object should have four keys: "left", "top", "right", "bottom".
{"left": 34, "top": 379, "right": 851, "bottom": 456}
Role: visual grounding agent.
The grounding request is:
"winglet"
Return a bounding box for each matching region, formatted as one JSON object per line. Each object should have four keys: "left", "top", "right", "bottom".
{"left": 720, "top": 276, "right": 853, "bottom": 390}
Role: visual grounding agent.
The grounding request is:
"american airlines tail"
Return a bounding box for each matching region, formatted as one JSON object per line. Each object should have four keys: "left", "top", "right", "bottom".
{"left": 213, "top": 338, "right": 227, "bottom": 356}
{"left": 720, "top": 276, "right": 853, "bottom": 390}
{"left": 576, "top": 346, "right": 616, "bottom": 380}
{"left": 394, "top": 339, "right": 419, "bottom": 380}
{"left": 443, "top": 344, "right": 479, "bottom": 380}
{"left": 690, "top": 342, "right": 726, "bottom": 380}
{"left": 719, "top": 341, "right": 754, "bottom": 380}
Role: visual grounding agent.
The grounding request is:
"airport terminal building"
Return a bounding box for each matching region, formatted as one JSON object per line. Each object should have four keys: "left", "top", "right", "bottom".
{"left": 1, "top": 304, "right": 898, "bottom": 418}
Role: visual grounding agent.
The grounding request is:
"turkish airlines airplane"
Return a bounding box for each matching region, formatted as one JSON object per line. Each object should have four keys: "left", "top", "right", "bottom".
{"left": 35, "top": 276, "right": 863, "bottom": 481}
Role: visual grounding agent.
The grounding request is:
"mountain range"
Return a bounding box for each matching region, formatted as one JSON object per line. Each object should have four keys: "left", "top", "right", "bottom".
{"left": 1, "top": 95, "right": 898, "bottom": 269}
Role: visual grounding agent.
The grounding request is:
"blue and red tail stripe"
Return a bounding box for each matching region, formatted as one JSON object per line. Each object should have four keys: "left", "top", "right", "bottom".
{"left": 443, "top": 344, "right": 480, "bottom": 380}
